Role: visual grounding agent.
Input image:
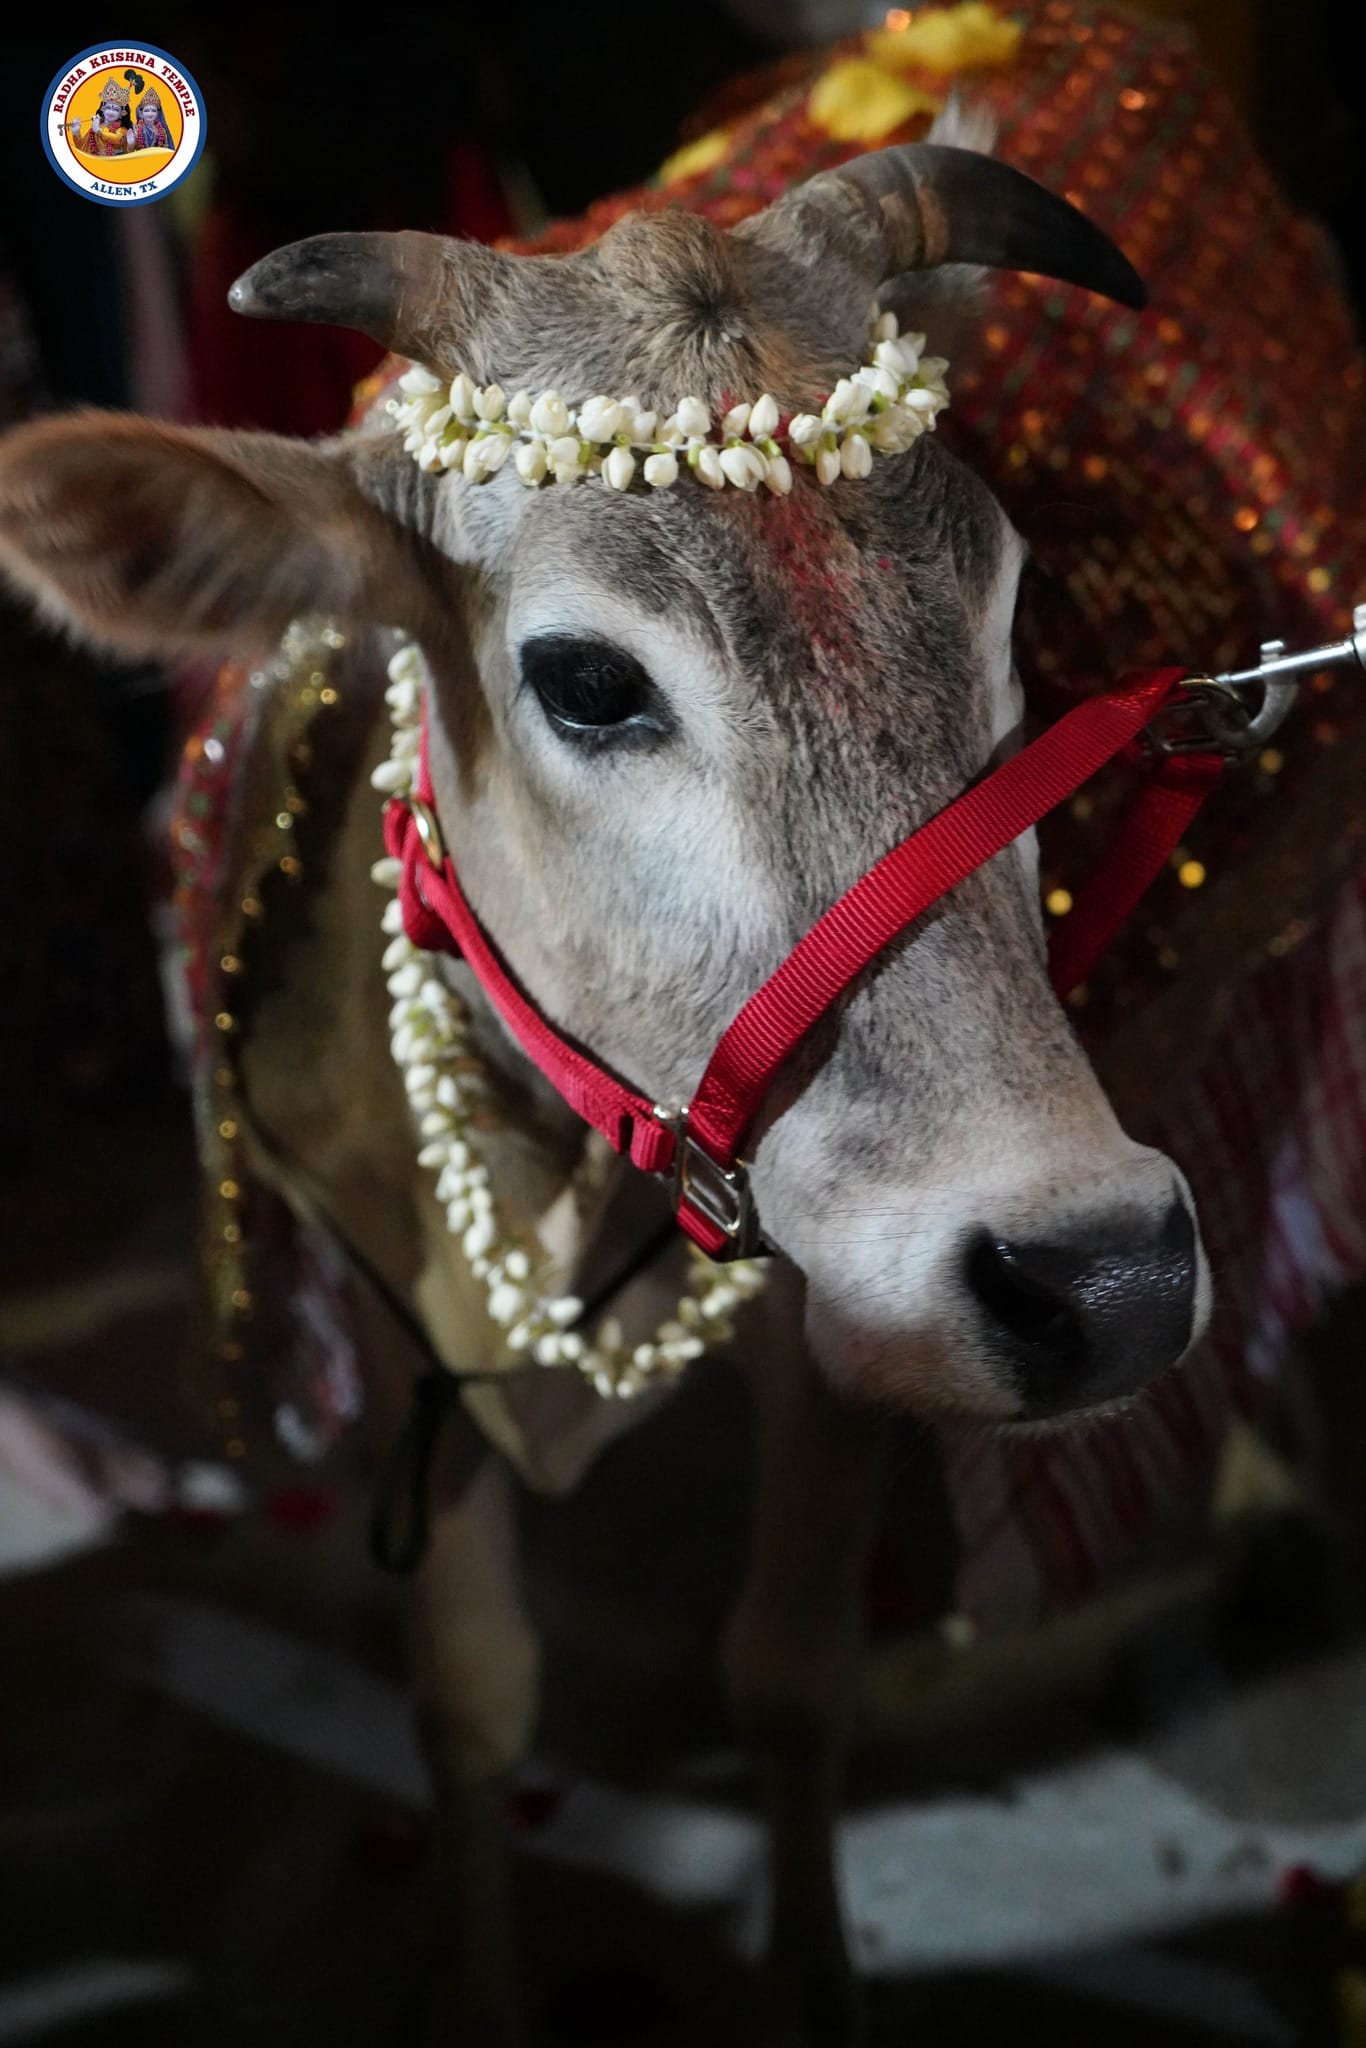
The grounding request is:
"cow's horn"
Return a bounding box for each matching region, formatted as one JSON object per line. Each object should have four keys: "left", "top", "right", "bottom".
{"left": 805, "top": 144, "right": 1147, "bottom": 310}
{"left": 228, "top": 231, "right": 460, "bottom": 364}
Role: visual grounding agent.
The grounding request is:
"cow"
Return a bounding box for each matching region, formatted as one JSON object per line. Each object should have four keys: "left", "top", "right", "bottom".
{"left": 0, "top": 113, "right": 1212, "bottom": 2043}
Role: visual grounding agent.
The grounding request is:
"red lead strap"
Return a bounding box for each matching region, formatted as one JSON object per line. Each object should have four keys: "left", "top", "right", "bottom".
{"left": 386, "top": 667, "right": 1219, "bottom": 1259}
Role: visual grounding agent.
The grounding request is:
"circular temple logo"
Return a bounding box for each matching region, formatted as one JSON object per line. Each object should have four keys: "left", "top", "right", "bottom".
{"left": 42, "top": 43, "right": 205, "bottom": 206}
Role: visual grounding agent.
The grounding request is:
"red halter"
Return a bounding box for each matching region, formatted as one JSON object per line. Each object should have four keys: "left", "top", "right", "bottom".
{"left": 384, "top": 667, "right": 1222, "bottom": 1259}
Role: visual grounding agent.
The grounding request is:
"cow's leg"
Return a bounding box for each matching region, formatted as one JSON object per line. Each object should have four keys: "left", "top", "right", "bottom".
{"left": 724, "top": 1343, "right": 889, "bottom": 2047}
{"left": 403, "top": 1425, "right": 539, "bottom": 2047}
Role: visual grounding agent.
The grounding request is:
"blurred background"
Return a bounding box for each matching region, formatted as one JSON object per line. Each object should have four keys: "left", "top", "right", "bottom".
{"left": 3, "top": 5, "right": 1366, "bottom": 2045}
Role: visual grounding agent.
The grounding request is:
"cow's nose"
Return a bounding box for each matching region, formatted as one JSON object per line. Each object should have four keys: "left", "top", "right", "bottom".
{"left": 964, "top": 1197, "right": 1198, "bottom": 1416}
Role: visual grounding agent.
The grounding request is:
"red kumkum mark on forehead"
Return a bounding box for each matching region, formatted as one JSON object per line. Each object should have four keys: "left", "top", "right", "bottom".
{"left": 759, "top": 488, "right": 883, "bottom": 711}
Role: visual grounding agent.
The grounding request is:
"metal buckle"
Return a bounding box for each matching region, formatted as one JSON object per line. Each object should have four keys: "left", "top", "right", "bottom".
{"left": 406, "top": 795, "right": 446, "bottom": 869}
{"left": 1143, "top": 604, "right": 1366, "bottom": 760}
{"left": 652, "top": 1105, "right": 762, "bottom": 1261}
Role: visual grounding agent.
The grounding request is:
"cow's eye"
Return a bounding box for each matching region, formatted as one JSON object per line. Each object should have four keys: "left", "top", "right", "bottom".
{"left": 520, "top": 635, "right": 668, "bottom": 743}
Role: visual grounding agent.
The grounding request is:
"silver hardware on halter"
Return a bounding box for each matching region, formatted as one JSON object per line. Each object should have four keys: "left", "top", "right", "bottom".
{"left": 1144, "top": 603, "right": 1366, "bottom": 758}
{"left": 651, "top": 1104, "right": 763, "bottom": 1261}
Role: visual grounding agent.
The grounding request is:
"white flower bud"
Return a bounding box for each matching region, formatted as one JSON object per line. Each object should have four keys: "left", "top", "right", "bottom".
{"left": 855, "top": 364, "right": 900, "bottom": 403}
{"left": 547, "top": 1296, "right": 583, "bottom": 1326}
{"left": 603, "top": 445, "right": 636, "bottom": 491}
{"left": 464, "top": 434, "right": 511, "bottom": 481}
{"left": 787, "top": 412, "right": 822, "bottom": 446}
{"left": 720, "top": 443, "right": 765, "bottom": 490}
{"left": 904, "top": 386, "right": 941, "bottom": 413}
{"left": 841, "top": 433, "right": 873, "bottom": 479}
{"left": 763, "top": 452, "right": 793, "bottom": 495}
{"left": 815, "top": 442, "right": 841, "bottom": 486}
{"left": 547, "top": 435, "right": 584, "bottom": 480}
{"left": 530, "top": 391, "right": 571, "bottom": 437}
{"left": 577, "top": 395, "right": 623, "bottom": 443}
{"left": 676, "top": 395, "right": 711, "bottom": 438}
{"left": 370, "top": 757, "right": 411, "bottom": 793}
{"left": 488, "top": 1282, "right": 526, "bottom": 1326}
{"left": 463, "top": 1215, "right": 496, "bottom": 1261}
{"left": 438, "top": 437, "right": 468, "bottom": 471}
{"left": 748, "top": 392, "right": 779, "bottom": 439}
{"left": 873, "top": 309, "right": 899, "bottom": 342}
{"left": 399, "top": 365, "right": 442, "bottom": 395}
{"left": 721, "top": 401, "right": 751, "bottom": 439}
{"left": 823, "top": 378, "right": 868, "bottom": 425}
{"left": 381, "top": 899, "right": 405, "bottom": 933}
{"left": 515, "top": 437, "right": 549, "bottom": 484}
{"left": 449, "top": 373, "right": 477, "bottom": 420}
{"left": 505, "top": 1249, "right": 531, "bottom": 1281}
{"left": 872, "top": 340, "right": 906, "bottom": 376}
{"left": 643, "top": 451, "right": 679, "bottom": 489}
{"left": 628, "top": 410, "right": 657, "bottom": 443}
{"left": 474, "top": 383, "right": 506, "bottom": 421}
{"left": 506, "top": 389, "right": 533, "bottom": 427}
{"left": 694, "top": 443, "right": 726, "bottom": 489}
{"left": 872, "top": 405, "right": 922, "bottom": 451}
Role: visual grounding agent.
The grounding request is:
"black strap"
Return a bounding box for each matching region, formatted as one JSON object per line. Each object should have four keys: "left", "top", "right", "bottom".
{"left": 367, "top": 1365, "right": 462, "bottom": 1574}
{"left": 237, "top": 1103, "right": 685, "bottom": 1575}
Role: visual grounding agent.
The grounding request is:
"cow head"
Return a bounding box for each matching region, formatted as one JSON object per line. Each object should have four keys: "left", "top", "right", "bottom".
{"left": 0, "top": 133, "right": 1208, "bottom": 1424}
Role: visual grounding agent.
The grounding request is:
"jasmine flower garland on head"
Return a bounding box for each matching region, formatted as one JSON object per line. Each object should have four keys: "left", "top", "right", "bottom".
{"left": 386, "top": 307, "right": 950, "bottom": 493}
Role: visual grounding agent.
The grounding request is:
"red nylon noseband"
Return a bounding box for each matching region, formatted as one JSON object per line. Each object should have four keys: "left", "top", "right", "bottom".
{"left": 385, "top": 667, "right": 1220, "bottom": 1258}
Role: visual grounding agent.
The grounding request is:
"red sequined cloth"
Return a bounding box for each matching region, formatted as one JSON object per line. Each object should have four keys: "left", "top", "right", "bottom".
{"left": 174, "top": 1, "right": 1366, "bottom": 1616}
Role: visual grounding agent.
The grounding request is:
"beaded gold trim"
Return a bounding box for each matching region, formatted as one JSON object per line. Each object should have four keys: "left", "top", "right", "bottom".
{"left": 186, "top": 619, "right": 347, "bottom": 1457}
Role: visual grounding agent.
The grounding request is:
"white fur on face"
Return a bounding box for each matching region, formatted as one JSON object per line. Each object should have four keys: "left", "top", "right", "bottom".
{"left": 437, "top": 562, "right": 793, "bottom": 1106}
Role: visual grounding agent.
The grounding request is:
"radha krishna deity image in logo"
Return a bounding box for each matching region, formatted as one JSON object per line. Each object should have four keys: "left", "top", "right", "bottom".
{"left": 42, "top": 45, "right": 205, "bottom": 206}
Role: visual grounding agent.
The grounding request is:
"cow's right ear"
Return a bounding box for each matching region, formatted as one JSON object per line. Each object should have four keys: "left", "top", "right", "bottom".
{"left": 0, "top": 412, "right": 451, "bottom": 660}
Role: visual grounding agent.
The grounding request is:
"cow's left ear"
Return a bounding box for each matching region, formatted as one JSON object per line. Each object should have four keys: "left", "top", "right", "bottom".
{"left": 0, "top": 412, "right": 443, "bottom": 659}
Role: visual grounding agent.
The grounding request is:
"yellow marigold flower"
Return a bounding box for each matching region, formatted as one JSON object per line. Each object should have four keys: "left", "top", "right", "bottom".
{"left": 867, "top": 3, "right": 1023, "bottom": 76}
{"left": 808, "top": 59, "right": 941, "bottom": 145}
{"left": 657, "top": 127, "right": 731, "bottom": 187}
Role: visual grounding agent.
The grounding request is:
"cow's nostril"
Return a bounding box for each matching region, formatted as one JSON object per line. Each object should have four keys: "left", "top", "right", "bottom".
{"left": 965, "top": 1234, "right": 1087, "bottom": 1384}
{"left": 964, "top": 1198, "right": 1197, "bottom": 1415}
